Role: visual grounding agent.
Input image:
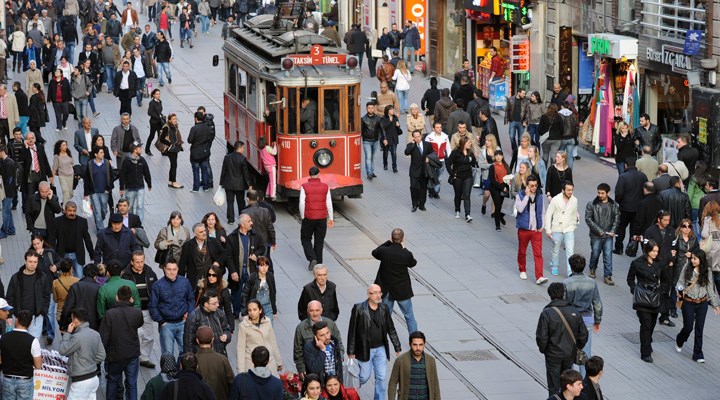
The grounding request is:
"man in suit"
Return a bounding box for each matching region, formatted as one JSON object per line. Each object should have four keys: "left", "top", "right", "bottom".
{"left": 115, "top": 197, "right": 142, "bottom": 230}
{"left": 113, "top": 61, "right": 138, "bottom": 115}
{"left": 73, "top": 117, "right": 99, "bottom": 166}
{"left": 77, "top": 43, "right": 99, "bottom": 70}
{"left": 25, "top": 181, "right": 62, "bottom": 238}
{"left": 225, "top": 214, "right": 266, "bottom": 318}
{"left": 372, "top": 228, "right": 418, "bottom": 335}
{"left": 110, "top": 113, "right": 141, "bottom": 170}
{"left": 219, "top": 140, "right": 251, "bottom": 225}
{"left": 404, "top": 129, "right": 433, "bottom": 212}
{"left": 20, "top": 132, "right": 53, "bottom": 212}
{"left": 51, "top": 40, "right": 72, "bottom": 73}
{"left": 50, "top": 201, "right": 94, "bottom": 277}
{"left": 0, "top": 144, "right": 18, "bottom": 238}
{"left": 178, "top": 222, "right": 226, "bottom": 292}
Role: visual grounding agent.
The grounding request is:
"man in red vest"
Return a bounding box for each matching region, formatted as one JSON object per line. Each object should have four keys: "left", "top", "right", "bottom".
{"left": 300, "top": 166, "right": 334, "bottom": 270}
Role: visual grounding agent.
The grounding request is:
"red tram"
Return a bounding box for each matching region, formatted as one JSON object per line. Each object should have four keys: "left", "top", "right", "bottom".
{"left": 218, "top": 4, "right": 363, "bottom": 199}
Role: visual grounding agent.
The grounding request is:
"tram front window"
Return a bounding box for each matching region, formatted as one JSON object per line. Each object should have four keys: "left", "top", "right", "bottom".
{"left": 323, "top": 89, "right": 340, "bottom": 131}
{"left": 299, "top": 88, "right": 319, "bottom": 134}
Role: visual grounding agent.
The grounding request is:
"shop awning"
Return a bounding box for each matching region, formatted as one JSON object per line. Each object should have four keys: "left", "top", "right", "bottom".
{"left": 587, "top": 34, "right": 638, "bottom": 59}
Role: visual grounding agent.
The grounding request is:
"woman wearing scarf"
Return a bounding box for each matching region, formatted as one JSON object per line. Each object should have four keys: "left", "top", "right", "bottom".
{"left": 140, "top": 353, "right": 178, "bottom": 400}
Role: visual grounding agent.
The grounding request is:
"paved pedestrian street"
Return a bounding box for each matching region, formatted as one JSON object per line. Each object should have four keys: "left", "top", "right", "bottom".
{"left": 3, "top": 13, "right": 720, "bottom": 400}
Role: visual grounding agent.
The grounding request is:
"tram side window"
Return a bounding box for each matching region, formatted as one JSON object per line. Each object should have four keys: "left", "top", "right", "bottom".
{"left": 348, "top": 85, "right": 357, "bottom": 132}
{"left": 228, "top": 64, "right": 237, "bottom": 97}
{"left": 287, "top": 87, "right": 298, "bottom": 134}
{"left": 247, "top": 76, "right": 258, "bottom": 115}
{"left": 238, "top": 68, "right": 247, "bottom": 103}
{"left": 299, "top": 88, "right": 319, "bottom": 134}
{"left": 323, "top": 89, "right": 340, "bottom": 131}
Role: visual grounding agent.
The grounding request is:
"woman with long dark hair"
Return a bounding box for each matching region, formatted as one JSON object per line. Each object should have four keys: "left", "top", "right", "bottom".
{"left": 195, "top": 264, "right": 233, "bottom": 326}
{"left": 48, "top": 68, "right": 72, "bottom": 132}
{"left": 545, "top": 150, "right": 573, "bottom": 199}
{"left": 241, "top": 256, "right": 277, "bottom": 323}
{"left": 300, "top": 374, "right": 325, "bottom": 400}
{"left": 627, "top": 239, "right": 662, "bottom": 362}
{"left": 524, "top": 91, "right": 544, "bottom": 146}
{"left": 158, "top": 112, "right": 184, "bottom": 188}
{"left": 28, "top": 82, "right": 48, "bottom": 144}
{"left": 236, "top": 299, "right": 283, "bottom": 374}
{"left": 30, "top": 234, "right": 61, "bottom": 344}
{"left": 322, "top": 375, "right": 360, "bottom": 400}
{"left": 446, "top": 135, "right": 478, "bottom": 222}
{"left": 202, "top": 211, "right": 227, "bottom": 245}
{"left": 153, "top": 210, "right": 191, "bottom": 267}
{"left": 380, "top": 105, "right": 401, "bottom": 173}
{"left": 675, "top": 249, "right": 720, "bottom": 362}
{"left": 488, "top": 150, "right": 510, "bottom": 231}
{"left": 613, "top": 121, "right": 635, "bottom": 175}
{"left": 146, "top": 89, "right": 163, "bottom": 155}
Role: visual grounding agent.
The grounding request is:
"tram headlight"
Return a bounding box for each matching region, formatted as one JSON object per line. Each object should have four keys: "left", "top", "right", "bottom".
{"left": 314, "top": 148, "right": 334, "bottom": 168}
{"left": 347, "top": 56, "right": 359, "bottom": 69}
{"left": 281, "top": 58, "right": 294, "bottom": 70}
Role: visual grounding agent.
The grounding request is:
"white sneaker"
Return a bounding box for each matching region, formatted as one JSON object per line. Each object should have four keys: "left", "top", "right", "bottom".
{"left": 676, "top": 345, "right": 682, "bottom": 353}
{"left": 519, "top": 272, "right": 527, "bottom": 280}
{"left": 697, "top": 358, "right": 705, "bottom": 363}
{"left": 536, "top": 277, "right": 549, "bottom": 285}
{"left": 466, "top": 215, "right": 473, "bottom": 222}
{"left": 455, "top": 212, "right": 460, "bottom": 219}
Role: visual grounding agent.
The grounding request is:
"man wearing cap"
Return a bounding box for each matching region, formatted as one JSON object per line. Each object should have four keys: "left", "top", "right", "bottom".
{"left": 299, "top": 166, "right": 334, "bottom": 271}
{"left": 0, "top": 298, "right": 13, "bottom": 334}
{"left": 94, "top": 213, "right": 142, "bottom": 266}
{"left": 113, "top": 61, "right": 138, "bottom": 115}
{"left": 59, "top": 307, "right": 106, "bottom": 399}
{"left": 119, "top": 140, "right": 151, "bottom": 221}
{"left": 111, "top": 113, "right": 141, "bottom": 170}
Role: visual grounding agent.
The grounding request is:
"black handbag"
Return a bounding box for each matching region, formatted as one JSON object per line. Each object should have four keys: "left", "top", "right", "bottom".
{"left": 625, "top": 239, "right": 639, "bottom": 257}
{"left": 633, "top": 283, "right": 660, "bottom": 309}
{"left": 552, "top": 307, "right": 588, "bottom": 365}
{"left": 154, "top": 248, "right": 170, "bottom": 264}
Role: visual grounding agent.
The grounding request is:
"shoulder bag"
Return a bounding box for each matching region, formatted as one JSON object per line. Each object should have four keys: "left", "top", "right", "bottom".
{"left": 676, "top": 276, "right": 698, "bottom": 309}
{"left": 633, "top": 283, "right": 660, "bottom": 310}
{"left": 551, "top": 307, "right": 588, "bottom": 365}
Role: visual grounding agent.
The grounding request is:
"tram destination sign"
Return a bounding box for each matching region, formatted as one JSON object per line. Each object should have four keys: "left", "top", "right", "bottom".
{"left": 286, "top": 44, "right": 347, "bottom": 66}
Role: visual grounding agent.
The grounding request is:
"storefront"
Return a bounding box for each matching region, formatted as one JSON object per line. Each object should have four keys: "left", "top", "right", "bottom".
{"left": 638, "top": 37, "right": 694, "bottom": 136}
{"left": 428, "top": 0, "right": 466, "bottom": 78}
{"left": 584, "top": 34, "right": 638, "bottom": 155}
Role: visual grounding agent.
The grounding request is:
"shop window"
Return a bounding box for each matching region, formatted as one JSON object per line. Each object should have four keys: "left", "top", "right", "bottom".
{"left": 641, "top": 0, "right": 706, "bottom": 42}
{"left": 443, "top": 0, "right": 465, "bottom": 77}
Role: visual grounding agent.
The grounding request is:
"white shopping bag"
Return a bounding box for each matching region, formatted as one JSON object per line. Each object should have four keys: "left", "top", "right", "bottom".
{"left": 343, "top": 358, "right": 360, "bottom": 389}
{"left": 213, "top": 187, "right": 226, "bottom": 207}
{"left": 82, "top": 198, "right": 93, "bottom": 217}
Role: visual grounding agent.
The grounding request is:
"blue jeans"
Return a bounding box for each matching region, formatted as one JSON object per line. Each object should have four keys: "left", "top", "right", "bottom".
{"left": 563, "top": 139, "right": 576, "bottom": 169}
{"left": 16, "top": 116, "right": 29, "bottom": 136}
{"left": 106, "top": 357, "right": 139, "bottom": 400}
{"left": 159, "top": 321, "right": 185, "bottom": 356}
{"left": 104, "top": 65, "right": 117, "bottom": 91}
{"left": 88, "top": 87, "right": 97, "bottom": 113}
{"left": 157, "top": 62, "right": 171, "bottom": 85}
{"left": 383, "top": 293, "right": 417, "bottom": 334}
{"left": 90, "top": 192, "right": 109, "bottom": 230}
{"left": 180, "top": 28, "right": 192, "bottom": 41}
{"left": 396, "top": 89, "right": 409, "bottom": 113}
{"left": 64, "top": 252, "right": 83, "bottom": 278}
{"left": 677, "top": 300, "right": 709, "bottom": 360}
{"left": 692, "top": 208, "right": 701, "bottom": 238}
{"left": 402, "top": 46, "right": 415, "bottom": 72}
{"left": 192, "top": 159, "right": 212, "bottom": 191}
{"left": 616, "top": 161, "right": 625, "bottom": 176}
{"left": 231, "top": 267, "right": 249, "bottom": 316}
{"left": 28, "top": 314, "right": 43, "bottom": 338}
{"left": 433, "top": 162, "right": 444, "bottom": 194}
{"left": 358, "top": 346, "right": 387, "bottom": 400}
{"left": 200, "top": 15, "right": 210, "bottom": 33}
{"left": 73, "top": 98, "right": 89, "bottom": 121}
{"left": 590, "top": 236, "right": 613, "bottom": 277}
{"left": 362, "top": 140, "right": 379, "bottom": 176}
{"left": 44, "top": 295, "right": 56, "bottom": 339}
{"left": 551, "top": 231, "right": 575, "bottom": 276}
{"left": 125, "top": 188, "right": 145, "bottom": 221}
{"left": 2, "top": 376, "right": 33, "bottom": 400}
{"left": 135, "top": 76, "right": 146, "bottom": 105}
{"left": 509, "top": 121, "right": 524, "bottom": 150}
{"left": 578, "top": 317, "right": 594, "bottom": 377}
{"left": 528, "top": 124, "right": 539, "bottom": 146}
{"left": 67, "top": 42, "right": 76, "bottom": 64}
{"left": 1, "top": 197, "right": 15, "bottom": 236}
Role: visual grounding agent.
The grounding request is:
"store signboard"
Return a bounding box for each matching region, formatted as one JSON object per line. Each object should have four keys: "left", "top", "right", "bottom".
{"left": 586, "top": 34, "right": 638, "bottom": 59}
{"left": 646, "top": 44, "right": 692, "bottom": 74}
{"left": 578, "top": 40, "right": 595, "bottom": 95}
{"left": 683, "top": 30, "right": 703, "bottom": 56}
{"left": 406, "top": 0, "right": 427, "bottom": 55}
{"left": 511, "top": 35, "right": 529, "bottom": 72}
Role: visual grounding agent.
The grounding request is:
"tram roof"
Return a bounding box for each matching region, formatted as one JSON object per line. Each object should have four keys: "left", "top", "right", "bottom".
{"left": 229, "top": 14, "right": 345, "bottom": 59}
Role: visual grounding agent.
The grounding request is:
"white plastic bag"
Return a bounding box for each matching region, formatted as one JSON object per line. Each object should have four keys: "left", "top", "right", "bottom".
{"left": 82, "top": 198, "right": 93, "bottom": 217}
{"left": 343, "top": 358, "right": 360, "bottom": 389}
{"left": 213, "top": 187, "right": 226, "bottom": 207}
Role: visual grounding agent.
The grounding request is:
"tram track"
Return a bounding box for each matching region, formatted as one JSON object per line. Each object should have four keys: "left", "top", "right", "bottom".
{"left": 330, "top": 204, "right": 550, "bottom": 399}
{"left": 168, "top": 58, "right": 548, "bottom": 398}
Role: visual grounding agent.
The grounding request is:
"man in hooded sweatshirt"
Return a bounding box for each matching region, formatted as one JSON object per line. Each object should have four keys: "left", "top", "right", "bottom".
{"left": 228, "top": 346, "right": 283, "bottom": 400}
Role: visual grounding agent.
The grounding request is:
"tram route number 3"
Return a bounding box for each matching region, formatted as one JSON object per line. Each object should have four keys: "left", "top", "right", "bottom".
{"left": 287, "top": 45, "right": 347, "bottom": 66}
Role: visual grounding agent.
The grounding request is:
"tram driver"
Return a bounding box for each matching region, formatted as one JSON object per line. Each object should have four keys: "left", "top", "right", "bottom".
{"left": 300, "top": 97, "right": 318, "bottom": 134}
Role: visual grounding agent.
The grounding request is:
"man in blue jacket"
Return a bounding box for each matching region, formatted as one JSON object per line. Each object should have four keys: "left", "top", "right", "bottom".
{"left": 94, "top": 213, "right": 141, "bottom": 266}
{"left": 228, "top": 346, "right": 284, "bottom": 400}
{"left": 149, "top": 259, "right": 195, "bottom": 357}
{"left": 401, "top": 20, "right": 421, "bottom": 73}
{"left": 515, "top": 175, "right": 547, "bottom": 284}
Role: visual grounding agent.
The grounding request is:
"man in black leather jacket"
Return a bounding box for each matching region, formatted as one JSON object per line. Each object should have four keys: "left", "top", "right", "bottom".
{"left": 347, "top": 284, "right": 401, "bottom": 400}
{"left": 643, "top": 210, "right": 677, "bottom": 327}
{"left": 536, "top": 282, "right": 588, "bottom": 396}
{"left": 360, "top": 103, "right": 382, "bottom": 180}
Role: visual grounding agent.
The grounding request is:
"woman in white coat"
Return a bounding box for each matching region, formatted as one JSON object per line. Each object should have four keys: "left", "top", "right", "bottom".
{"left": 236, "top": 299, "right": 283, "bottom": 375}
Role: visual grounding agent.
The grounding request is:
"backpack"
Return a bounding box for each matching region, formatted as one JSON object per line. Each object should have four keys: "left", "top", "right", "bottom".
{"left": 561, "top": 113, "right": 578, "bottom": 139}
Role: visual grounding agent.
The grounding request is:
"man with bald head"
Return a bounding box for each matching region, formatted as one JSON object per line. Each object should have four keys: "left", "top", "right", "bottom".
{"left": 347, "top": 284, "right": 401, "bottom": 400}
{"left": 25, "top": 181, "right": 62, "bottom": 238}
{"left": 293, "top": 300, "right": 343, "bottom": 378}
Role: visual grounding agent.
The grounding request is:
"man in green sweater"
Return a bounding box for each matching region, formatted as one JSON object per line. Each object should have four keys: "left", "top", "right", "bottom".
{"left": 97, "top": 259, "right": 140, "bottom": 320}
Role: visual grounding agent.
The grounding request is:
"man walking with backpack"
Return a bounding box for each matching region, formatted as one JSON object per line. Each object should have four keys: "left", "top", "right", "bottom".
{"left": 559, "top": 101, "right": 578, "bottom": 169}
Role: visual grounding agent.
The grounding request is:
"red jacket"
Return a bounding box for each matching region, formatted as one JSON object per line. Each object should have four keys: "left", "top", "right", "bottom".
{"left": 302, "top": 178, "right": 329, "bottom": 220}
{"left": 322, "top": 386, "right": 360, "bottom": 400}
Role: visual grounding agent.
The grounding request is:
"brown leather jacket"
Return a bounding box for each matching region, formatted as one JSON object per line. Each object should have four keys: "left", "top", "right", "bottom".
{"left": 377, "top": 62, "right": 395, "bottom": 83}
